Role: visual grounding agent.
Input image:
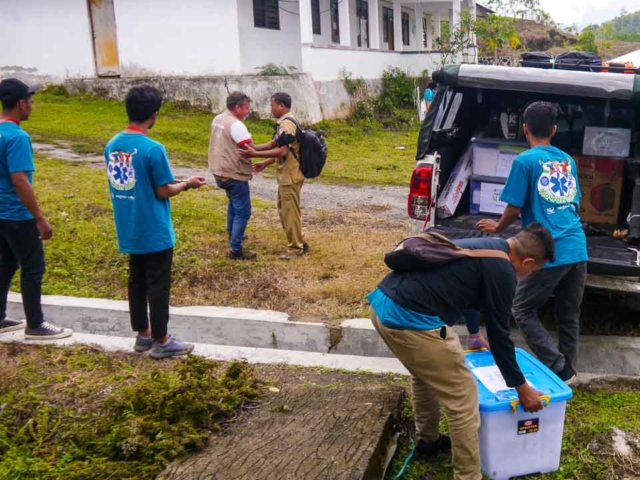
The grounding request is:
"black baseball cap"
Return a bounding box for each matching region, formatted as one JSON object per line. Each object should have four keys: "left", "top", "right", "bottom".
{"left": 0, "top": 78, "right": 40, "bottom": 104}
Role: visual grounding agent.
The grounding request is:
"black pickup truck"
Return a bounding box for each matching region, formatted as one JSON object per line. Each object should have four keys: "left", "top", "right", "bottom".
{"left": 408, "top": 64, "right": 640, "bottom": 306}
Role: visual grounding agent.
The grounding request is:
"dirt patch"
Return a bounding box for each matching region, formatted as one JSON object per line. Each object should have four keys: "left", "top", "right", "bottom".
{"left": 587, "top": 429, "right": 640, "bottom": 480}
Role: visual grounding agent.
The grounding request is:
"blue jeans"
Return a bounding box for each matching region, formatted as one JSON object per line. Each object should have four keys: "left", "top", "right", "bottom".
{"left": 216, "top": 178, "right": 251, "bottom": 253}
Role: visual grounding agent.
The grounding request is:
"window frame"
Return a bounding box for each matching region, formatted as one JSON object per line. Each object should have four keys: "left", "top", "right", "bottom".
{"left": 312, "top": 0, "right": 321, "bottom": 35}
{"left": 401, "top": 11, "right": 410, "bottom": 46}
{"left": 253, "top": 0, "right": 280, "bottom": 31}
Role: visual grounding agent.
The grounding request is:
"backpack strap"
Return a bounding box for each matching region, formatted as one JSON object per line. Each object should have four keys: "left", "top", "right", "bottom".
{"left": 279, "top": 117, "right": 301, "bottom": 162}
{"left": 460, "top": 249, "right": 510, "bottom": 261}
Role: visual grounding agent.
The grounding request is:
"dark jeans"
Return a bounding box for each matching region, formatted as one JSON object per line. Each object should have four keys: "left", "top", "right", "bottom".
{"left": 512, "top": 262, "right": 587, "bottom": 374}
{"left": 216, "top": 178, "right": 251, "bottom": 253}
{"left": 128, "top": 248, "right": 173, "bottom": 339}
{"left": 0, "top": 219, "right": 45, "bottom": 329}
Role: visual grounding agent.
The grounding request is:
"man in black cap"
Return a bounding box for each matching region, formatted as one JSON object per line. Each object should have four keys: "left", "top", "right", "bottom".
{"left": 0, "top": 78, "right": 72, "bottom": 339}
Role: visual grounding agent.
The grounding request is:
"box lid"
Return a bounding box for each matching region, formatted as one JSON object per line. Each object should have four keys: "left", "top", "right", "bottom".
{"left": 465, "top": 348, "right": 573, "bottom": 413}
{"left": 470, "top": 137, "right": 528, "bottom": 152}
{"left": 471, "top": 175, "right": 507, "bottom": 184}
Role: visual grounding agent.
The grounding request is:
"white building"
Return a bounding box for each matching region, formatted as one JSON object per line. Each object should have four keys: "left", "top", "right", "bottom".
{"left": 1, "top": 0, "right": 475, "bottom": 82}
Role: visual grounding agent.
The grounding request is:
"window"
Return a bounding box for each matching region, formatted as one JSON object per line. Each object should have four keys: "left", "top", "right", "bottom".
{"left": 382, "top": 7, "right": 393, "bottom": 44}
{"left": 331, "top": 0, "right": 340, "bottom": 43}
{"left": 422, "top": 16, "right": 428, "bottom": 48}
{"left": 253, "top": 0, "right": 280, "bottom": 30}
{"left": 402, "top": 11, "right": 410, "bottom": 46}
{"left": 312, "top": 0, "right": 321, "bottom": 35}
{"left": 356, "top": 0, "right": 369, "bottom": 47}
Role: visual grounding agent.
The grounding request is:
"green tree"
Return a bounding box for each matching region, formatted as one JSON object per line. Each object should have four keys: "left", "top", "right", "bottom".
{"left": 435, "top": 11, "right": 476, "bottom": 66}
{"left": 475, "top": 14, "right": 521, "bottom": 62}
{"left": 578, "top": 29, "right": 598, "bottom": 54}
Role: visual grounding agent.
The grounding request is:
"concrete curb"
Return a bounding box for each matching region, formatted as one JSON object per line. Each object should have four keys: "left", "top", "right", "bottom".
{"left": 7, "top": 293, "right": 640, "bottom": 376}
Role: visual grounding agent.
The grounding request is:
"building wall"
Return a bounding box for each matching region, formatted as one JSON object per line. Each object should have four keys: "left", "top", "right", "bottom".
{"left": 114, "top": 0, "right": 241, "bottom": 76}
{"left": 301, "top": 44, "right": 439, "bottom": 81}
{"left": 237, "top": 0, "right": 303, "bottom": 75}
{"left": 0, "top": 0, "right": 95, "bottom": 81}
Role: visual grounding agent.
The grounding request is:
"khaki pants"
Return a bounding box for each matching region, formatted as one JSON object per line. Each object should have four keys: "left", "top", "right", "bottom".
{"left": 277, "top": 181, "right": 304, "bottom": 252}
{"left": 371, "top": 308, "right": 482, "bottom": 480}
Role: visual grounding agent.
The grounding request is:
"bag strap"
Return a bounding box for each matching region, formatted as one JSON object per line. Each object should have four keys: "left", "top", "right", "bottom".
{"left": 280, "top": 117, "right": 301, "bottom": 162}
{"left": 398, "top": 233, "right": 510, "bottom": 262}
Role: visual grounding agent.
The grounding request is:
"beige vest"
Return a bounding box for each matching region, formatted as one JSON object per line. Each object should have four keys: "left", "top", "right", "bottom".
{"left": 207, "top": 110, "right": 252, "bottom": 181}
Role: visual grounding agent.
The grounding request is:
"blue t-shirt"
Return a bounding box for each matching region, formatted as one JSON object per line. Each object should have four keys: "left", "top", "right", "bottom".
{"left": 500, "top": 145, "right": 587, "bottom": 268}
{"left": 423, "top": 88, "right": 435, "bottom": 102}
{"left": 367, "top": 288, "right": 444, "bottom": 330}
{"left": 0, "top": 121, "right": 35, "bottom": 221}
{"left": 105, "top": 132, "right": 176, "bottom": 254}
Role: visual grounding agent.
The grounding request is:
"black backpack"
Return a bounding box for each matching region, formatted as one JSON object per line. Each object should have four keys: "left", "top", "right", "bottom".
{"left": 384, "top": 231, "right": 510, "bottom": 272}
{"left": 281, "top": 117, "right": 327, "bottom": 179}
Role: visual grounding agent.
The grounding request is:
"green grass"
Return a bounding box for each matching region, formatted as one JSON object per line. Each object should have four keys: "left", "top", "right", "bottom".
{"left": 26, "top": 91, "right": 419, "bottom": 186}
{"left": 24, "top": 156, "right": 404, "bottom": 318}
{"left": 0, "top": 343, "right": 261, "bottom": 480}
{"left": 385, "top": 380, "right": 640, "bottom": 480}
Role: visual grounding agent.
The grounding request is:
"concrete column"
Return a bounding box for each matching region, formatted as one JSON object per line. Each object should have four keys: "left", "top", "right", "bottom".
{"left": 451, "top": 0, "right": 461, "bottom": 40}
{"left": 299, "top": 0, "right": 314, "bottom": 44}
{"left": 468, "top": 0, "right": 478, "bottom": 62}
{"left": 393, "top": 0, "right": 402, "bottom": 51}
{"left": 434, "top": 12, "right": 442, "bottom": 49}
{"left": 369, "top": 0, "right": 381, "bottom": 49}
{"left": 415, "top": 3, "right": 424, "bottom": 51}
{"left": 339, "top": 0, "right": 352, "bottom": 47}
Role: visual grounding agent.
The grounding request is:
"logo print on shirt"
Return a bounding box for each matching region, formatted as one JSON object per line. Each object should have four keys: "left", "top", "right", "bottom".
{"left": 107, "top": 150, "right": 137, "bottom": 191}
{"left": 537, "top": 160, "right": 577, "bottom": 204}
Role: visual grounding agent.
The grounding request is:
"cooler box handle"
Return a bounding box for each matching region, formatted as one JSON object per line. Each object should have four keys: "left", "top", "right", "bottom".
{"left": 510, "top": 395, "right": 551, "bottom": 412}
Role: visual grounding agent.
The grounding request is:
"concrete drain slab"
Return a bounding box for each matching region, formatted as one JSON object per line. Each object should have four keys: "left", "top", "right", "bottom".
{"left": 158, "top": 370, "right": 406, "bottom": 480}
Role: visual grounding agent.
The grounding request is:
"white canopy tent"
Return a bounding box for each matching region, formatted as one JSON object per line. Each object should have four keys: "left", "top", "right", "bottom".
{"left": 609, "top": 49, "right": 640, "bottom": 64}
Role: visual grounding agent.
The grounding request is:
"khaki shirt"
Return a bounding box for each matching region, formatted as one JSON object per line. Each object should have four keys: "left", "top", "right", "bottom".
{"left": 275, "top": 113, "right": 305, "bottom": 186}
{"left": 208, "top": 110, "right": 253, "bottom": 181}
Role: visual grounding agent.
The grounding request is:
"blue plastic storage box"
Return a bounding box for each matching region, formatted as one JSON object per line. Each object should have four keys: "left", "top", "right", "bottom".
{"left": 465, "top": 348, "right": 573, "bottom": 480}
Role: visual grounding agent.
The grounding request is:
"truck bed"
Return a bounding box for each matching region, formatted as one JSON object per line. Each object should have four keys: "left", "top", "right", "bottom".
{"left": 430, "top": 214, "right": 640, "bottom": 276}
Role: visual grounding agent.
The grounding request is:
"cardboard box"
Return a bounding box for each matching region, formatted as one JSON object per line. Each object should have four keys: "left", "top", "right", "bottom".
{"left": 470, "top": 176, "right": 507, "bottom": 215}
{"left": 437, "top": 147, "right": 473, "bottom": 219}
{"left": 583, "top": 127, "right": 631, "bottom": 157}
{"left": 576, "top": 155, "right": 624, "bottom": 224}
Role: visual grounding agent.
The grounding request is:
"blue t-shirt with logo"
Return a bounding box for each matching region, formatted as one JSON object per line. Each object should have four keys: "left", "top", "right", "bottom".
{"left": 500, "top": 145, "right": 588, "bottom": 268}
{"left": 105, "top": 132, "right": 176, "bottom": 254}
{"left": 0, "top": 121, "right": 35, "bottom": 221}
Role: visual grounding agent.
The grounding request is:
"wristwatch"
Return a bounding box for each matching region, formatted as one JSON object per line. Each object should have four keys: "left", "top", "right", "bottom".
{"left": 183, "top": 180, "right": 191, "bottom": 191}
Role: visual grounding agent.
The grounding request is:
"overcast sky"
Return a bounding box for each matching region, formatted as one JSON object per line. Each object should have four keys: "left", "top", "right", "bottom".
{"left": 538, "top": 0, "right": 638, "bottom": 28}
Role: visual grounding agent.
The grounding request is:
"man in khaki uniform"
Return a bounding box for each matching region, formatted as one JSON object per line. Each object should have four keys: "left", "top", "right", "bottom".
{"left": 239, "top": 92, "right": 307, "bottom": 258}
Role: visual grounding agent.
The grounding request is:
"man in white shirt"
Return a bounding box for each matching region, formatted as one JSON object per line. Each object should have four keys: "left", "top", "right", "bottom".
{"left": 208, "top": 92, "right": 257, "bottom": 260}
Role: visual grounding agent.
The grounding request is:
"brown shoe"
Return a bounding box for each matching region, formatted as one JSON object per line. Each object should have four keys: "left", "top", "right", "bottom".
{"left": 228, "top": 249, "right": 257, "bottom": 260}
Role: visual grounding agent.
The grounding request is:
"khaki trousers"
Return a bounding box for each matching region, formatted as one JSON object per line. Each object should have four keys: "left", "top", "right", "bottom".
{"left": 371, "top": 308, "right": 482, "bottom": 480}
{"left": 277, "top": 181, "right": 304, "bottom": 252}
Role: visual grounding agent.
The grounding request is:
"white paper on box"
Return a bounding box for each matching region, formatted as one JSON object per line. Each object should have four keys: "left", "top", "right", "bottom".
{"left": 495, "top": 152, "right": 518, "bottom": 178}
{"left": 471, "top": 365, "right": 535, "bottom": 394}
{"left": 583, "top": 127, "right": 631, "bottom": 157}
{"left": 479, "top": 182, "right": 507, "bottom": 215}
{"left": 437, "top": 147, "right": 473, "bottom": 219}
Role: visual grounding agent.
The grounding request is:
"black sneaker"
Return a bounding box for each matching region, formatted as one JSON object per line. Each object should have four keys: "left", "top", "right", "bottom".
{"left": 416, "top": 435, "right": 452, "bottom": 458}
{"left": 24, "top": 321, "right": 73, "bottom": 340}
{"left": 0, "top": 317, "right": 26, "bottom": 334}
{"left": 302, "top": 242, "right": 309, "bottom": 252}
{"left": 228, "top": 249, "right": 257, "bottom": 260}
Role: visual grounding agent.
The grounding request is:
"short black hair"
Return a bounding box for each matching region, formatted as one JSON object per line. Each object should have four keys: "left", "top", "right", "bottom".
{"left": 271, "top": 92, "right": 292, "bottom": 109}
{"left": 227, "top": 92, "right": 251, "bottom": 110}
{"left": 125, "top": 86, "right": 162, "bottom": 123}
{"left": 523, "top": 101, "right": 557, "bottom": 139}
{"left": 428, "top": 82, "right": 436, "bottom": 89}
{"left": 0, "top": 78, "right": 38, "bottom": 110}
{"left": 513, "top": 222, "right": 555, "bottom": 264}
